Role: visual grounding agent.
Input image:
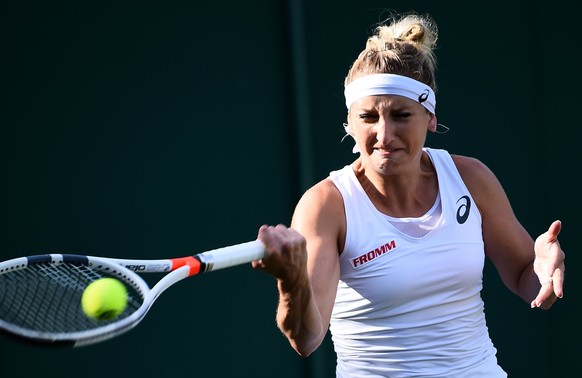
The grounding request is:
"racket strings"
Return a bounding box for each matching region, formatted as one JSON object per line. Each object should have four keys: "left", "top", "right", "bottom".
{"left": 0, "top": 263, "right": 143, "bottom": 334}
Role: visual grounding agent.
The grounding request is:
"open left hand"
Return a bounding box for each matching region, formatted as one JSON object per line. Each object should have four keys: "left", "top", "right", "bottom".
{"left": 531, "top": 220, "right": 565, "bottom": 308}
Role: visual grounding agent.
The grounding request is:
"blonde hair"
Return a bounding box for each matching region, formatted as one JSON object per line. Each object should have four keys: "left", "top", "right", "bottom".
{"left": 344, "top": 13, "right": 438, "bottom": 92}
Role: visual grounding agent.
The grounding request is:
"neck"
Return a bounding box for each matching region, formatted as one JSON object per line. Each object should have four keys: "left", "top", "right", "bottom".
{"left": 352, "top": 153, "right": 438, "bottom": 217}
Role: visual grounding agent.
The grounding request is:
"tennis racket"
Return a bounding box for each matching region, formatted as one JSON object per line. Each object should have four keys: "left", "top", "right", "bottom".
{"left": 0, "top": 239, "right": 264, "bottom": 347}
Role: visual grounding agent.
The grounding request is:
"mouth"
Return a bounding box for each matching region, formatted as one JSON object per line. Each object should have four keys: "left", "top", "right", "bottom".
{"left": 373, "top": 146, "right": 400, "bottom": 155}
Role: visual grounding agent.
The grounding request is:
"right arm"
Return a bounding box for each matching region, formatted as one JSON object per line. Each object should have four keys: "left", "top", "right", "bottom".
{"left": 254, "top": 179, "right": 344, "bottom": 356}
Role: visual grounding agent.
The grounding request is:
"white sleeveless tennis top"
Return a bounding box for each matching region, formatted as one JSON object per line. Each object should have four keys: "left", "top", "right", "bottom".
{"left": 328, "top": 148, "right": 507, "bottom": 377}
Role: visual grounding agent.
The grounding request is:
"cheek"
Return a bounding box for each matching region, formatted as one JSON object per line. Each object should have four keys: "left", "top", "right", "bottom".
{"left": 352, "top": 125, "right": 371, "bottom": 140}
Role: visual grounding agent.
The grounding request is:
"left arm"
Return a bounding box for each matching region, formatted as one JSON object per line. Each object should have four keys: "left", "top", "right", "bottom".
{"left": 453, "top": 155, "right": 565, "bottom": 309}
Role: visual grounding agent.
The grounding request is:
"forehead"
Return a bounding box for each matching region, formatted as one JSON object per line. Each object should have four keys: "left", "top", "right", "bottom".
{"left": 352, "top": 94, "right": 420, "bottom": 110}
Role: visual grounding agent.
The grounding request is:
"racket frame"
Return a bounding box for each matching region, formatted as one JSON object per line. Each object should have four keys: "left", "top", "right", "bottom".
{"left": 0, "top": 240, "right": 264, "bottom": 347}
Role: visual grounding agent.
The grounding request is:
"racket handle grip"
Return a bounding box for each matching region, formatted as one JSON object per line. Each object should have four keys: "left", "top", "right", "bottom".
{"left": 197, "top": 240, "right": 265, "bottom": 272}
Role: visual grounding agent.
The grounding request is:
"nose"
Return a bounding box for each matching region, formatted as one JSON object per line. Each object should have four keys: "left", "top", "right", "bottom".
{"left": 374, "top": 117, "right": 393, "bottom": 145}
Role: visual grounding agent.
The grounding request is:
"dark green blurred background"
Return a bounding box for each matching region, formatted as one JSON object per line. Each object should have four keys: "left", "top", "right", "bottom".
{"left": 1, "top": 1, "right": 579, "bottom": 377}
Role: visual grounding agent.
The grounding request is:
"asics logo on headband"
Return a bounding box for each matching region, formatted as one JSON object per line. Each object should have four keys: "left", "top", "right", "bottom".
{"left": 418, "top": 89, "right": 429, "bottom": 103}
{"left": 344, "top": 74, "right": 436, "bottom": 114}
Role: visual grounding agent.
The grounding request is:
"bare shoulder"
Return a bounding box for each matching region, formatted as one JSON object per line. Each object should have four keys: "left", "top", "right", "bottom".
{"left": 291, "top": 177, "right": 346, "bottom": 252}
{"left": 451, "top": 154, "right": 494, "bottom": 180}
{"left": 450, "top": 154, "right": 509, "bottom": 216}
{"left": 450, "top": 155, "right": 498, "bottom": 192}
{"left": 300, "top": 178, "right": 343, "bottom": 206}
{"left": 292, "top": 178, "right": 344, "bottom": 225}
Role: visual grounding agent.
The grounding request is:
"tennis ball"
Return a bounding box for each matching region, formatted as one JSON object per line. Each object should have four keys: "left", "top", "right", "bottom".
{"left": 81, "top": 278, "right": 128, "bottom": 320}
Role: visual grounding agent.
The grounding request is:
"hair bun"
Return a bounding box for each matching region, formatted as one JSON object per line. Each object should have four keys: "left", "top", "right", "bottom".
{"left": 401, "top": 24, "right": 424, "bottom": 43}
{"left": 344, "top": 13, "right": 438, "bottom": 91}
{"left": 375, "top": 14, "right": 437, "bottom": 50}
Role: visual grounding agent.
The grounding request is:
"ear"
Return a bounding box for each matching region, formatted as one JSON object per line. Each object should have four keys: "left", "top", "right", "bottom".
{"left": 427, "top": 113, "right": 437, "bottom": 133}
{"left": 343, "top": 122, "right": 354, "bottom": 136}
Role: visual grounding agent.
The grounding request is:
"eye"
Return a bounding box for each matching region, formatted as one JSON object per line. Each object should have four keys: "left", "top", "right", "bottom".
{"left": 358, "top": 113, "right": 379, "bottom": 123}
{"left": 392, "top": 111, "right": 412, "bottom": 119}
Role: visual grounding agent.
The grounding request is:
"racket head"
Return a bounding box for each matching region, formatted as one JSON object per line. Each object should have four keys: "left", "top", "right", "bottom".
{"left": 0, "top": 254, "right": 151, "bottom": 347}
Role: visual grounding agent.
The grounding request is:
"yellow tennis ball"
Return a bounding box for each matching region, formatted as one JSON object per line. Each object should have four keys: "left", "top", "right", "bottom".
{"left": 81, "top": 278, "right": 128, "bottom": 320}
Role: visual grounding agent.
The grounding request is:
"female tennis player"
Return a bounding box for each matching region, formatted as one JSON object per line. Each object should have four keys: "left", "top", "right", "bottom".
{"left": 252, "top": 12, "right": 565, "bottom": 377}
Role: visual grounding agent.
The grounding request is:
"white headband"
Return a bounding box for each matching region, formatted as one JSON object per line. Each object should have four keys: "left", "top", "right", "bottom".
{"left": 344, "top": 74, "right": 436, "bottom": 114}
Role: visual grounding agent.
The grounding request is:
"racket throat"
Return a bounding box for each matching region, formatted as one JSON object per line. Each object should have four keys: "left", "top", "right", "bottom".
{"left": 171, "top": 256, "right": 205, "bottom": 276}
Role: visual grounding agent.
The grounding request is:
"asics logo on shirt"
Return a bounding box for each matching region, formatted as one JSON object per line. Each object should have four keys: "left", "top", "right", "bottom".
{"left": 456, "top": 195, "right": 471, "bottom": 224}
